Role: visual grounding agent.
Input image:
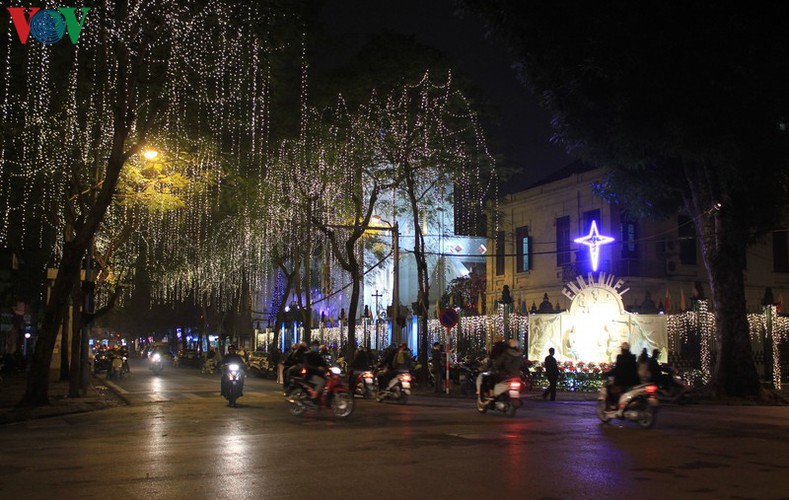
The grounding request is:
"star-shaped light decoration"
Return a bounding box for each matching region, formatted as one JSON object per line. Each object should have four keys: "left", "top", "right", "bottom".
{"left": 574, "top": 220, "right": 615, "bottom": 272}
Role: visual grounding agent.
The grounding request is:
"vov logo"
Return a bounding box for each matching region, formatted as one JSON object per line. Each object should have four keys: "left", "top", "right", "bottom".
{"left": 6, "top": 7, "right": 90, "bottom": 45}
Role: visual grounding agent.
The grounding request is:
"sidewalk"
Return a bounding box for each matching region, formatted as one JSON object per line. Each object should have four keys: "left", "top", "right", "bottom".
{"left": 0, "top": 371, "right": 125, "bottom": 426}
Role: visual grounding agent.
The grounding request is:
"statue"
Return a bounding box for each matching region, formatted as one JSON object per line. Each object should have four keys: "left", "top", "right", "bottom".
{"left": 500, "top": 285, "right": 513, "bottom": 305}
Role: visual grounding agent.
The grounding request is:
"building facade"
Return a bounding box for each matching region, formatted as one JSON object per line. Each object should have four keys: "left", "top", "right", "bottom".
{"left": 487, "top": 161, "right": 788, "bottom": 316}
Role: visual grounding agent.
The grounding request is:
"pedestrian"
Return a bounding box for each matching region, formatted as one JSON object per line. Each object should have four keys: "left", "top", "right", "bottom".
{"left": 432, "top": 342, "right": 444, "bottom": 392}
{"left": 542, "top": 347, "right": 559, "bottom": 401}
{"left": 637, "top": 348, "right": 650, "bottom": 383}
{"left": 648, "top": 349, "right": 661, "bottom": 383}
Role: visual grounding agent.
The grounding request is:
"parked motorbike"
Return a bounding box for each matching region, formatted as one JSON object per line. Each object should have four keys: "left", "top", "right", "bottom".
{"left": 459, "top": 357, "right": 482, "bottom": 395}
{"left": 352, "top": 370, "right": 376, "bottom": 399}
{"left": 655, "top": 365, "right": 693, "bottom": 404}
{"left": 597, "top": 377, "right": 659, "bottom": 428}
{"left": 149, "top": 353, "right": 165, "bottom": 374}
{"left": 221, "top": 362, "right": 244, "bottom": 407}
{"left": 375, "top": 370, "right": 412, "bottom": 404}
{"left": 475, "top": 372, "right": 522, "bottom": 417}
{"left": 285, "top": 366, "right": 354, "bottom": 418}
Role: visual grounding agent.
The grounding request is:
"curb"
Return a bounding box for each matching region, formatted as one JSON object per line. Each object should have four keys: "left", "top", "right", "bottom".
{"left": 97, "top": 376, "right": 133, "bottom": 406}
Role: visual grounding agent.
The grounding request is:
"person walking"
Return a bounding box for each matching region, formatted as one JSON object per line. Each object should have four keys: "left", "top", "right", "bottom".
{"left": 637, "top": 348, "right": 650, "bottom": 383}
{"left": 542, "top": 347, "right": 559, "bottom": 401}
{"left": 432, "top": 342, "right": 445, "bottom": 392}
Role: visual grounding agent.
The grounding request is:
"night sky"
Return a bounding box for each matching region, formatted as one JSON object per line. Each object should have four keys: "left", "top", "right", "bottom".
{"left": 320, "top": 0, "right": 572, "bottom": 192}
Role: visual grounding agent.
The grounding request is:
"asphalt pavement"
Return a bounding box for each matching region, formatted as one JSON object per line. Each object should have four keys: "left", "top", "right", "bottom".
{"left": 2, "top": 359, "right": 786, "bottom": 427}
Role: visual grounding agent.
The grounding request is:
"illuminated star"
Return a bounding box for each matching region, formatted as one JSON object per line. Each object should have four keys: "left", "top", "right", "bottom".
{"left": 574, "top": 221, "right": 615, "bottom": 272}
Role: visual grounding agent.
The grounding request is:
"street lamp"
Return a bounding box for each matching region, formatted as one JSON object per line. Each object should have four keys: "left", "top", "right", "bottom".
{"left": 143, "top": 149, "right": 159, "bottom": 160}
{"left": 370, "top": 216, "right": 401, "bottom": 345}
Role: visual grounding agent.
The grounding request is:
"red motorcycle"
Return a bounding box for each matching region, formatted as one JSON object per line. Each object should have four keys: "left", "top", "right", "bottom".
{"left": 352, "top": 369, "right": 376, "bottom": 399}
{"left": 285, "top": 366, "right": 354, "bottom": 418}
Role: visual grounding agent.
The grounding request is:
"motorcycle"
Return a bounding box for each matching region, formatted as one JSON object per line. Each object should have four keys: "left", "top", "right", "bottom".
{"left": 352, "top": 370, "right": 376, "bottom": 399}
{"left": 596, "top": 377, "right": 659, "bottom": 428}
{"left": 222, "top": 362, "right": 244, "bottom": 407}
{"left": 375, "top": 370, "right": 412, "bottom": 404}
{"left": 285, "top": 366, "right": 354, "bottom": 418}
{"left": 107, "top": 355, "right": 125, "bottom": 380}
{"left": 475, "top": 372, "right": 522, "bottom": 417}
{"left": 656, "top": 365, "right": 693, "bottom": 405}
{"left": 149, "top": 353, "right": 165, "bottom": 374}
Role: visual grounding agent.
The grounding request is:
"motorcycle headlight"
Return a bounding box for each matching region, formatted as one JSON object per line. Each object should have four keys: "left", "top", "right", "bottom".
{"left": 228, "top": 364, "right": 240, "bottom": 372}
{"left": 330, "top": 366, "right": 341, "bottom": 375}
{"left": 152, "top": 354, "right": 161, "bottom": 361}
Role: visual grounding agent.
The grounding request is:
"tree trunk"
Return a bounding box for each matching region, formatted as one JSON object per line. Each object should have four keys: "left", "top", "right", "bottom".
{"left": 68, "top": 277, "right": 83, "bottom": 397}
{"left": 697, "top": 209, "right": 761, "bottom": 397}
{"left": 59, "top": 300, "right": 70, "bottom": 382}
{"left": 405, "top": 172, "right": 431, "bottom": 383}
{"left": 343, "top": 239, "right": 360, "bottom": 362}
{"left": 20, "top": 242, "right": 83, "bottom": 406}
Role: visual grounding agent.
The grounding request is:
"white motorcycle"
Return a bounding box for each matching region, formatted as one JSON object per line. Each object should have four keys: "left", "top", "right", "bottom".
{"left": 475, "top": 372, "right": 522, "bottom": 417}
{"left": 375, "top": 371, "right": 412, "bottom": 404}
{"left": 597, "top": 377, "right": 659, "bottom": 428}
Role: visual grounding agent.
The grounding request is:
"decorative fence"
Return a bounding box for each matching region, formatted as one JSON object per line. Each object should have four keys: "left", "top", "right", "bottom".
{"left": 299, "top": 301, "right": 789, "bottom": 390}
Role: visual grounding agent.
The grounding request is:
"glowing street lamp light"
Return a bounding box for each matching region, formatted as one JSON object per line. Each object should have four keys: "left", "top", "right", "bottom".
{"left": 574, "top": 220, "right": 615, "bottom": 272}
{"left": 143, "top": 149, "right": 159, "bottom": 160}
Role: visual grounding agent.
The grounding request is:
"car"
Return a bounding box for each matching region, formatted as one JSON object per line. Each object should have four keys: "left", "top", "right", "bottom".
{"left": 177, "top": 349, "right": 199, "bottom": 360}
{"left": 248, "top": 351, "right": 271, "bottom": 378}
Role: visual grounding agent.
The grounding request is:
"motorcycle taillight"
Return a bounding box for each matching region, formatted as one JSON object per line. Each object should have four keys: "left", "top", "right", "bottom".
{"left": 509, "top": 381, "right": 521, "bottom": 390}
{"left": 645, "top": 385, "right": 658, "bottom": 394}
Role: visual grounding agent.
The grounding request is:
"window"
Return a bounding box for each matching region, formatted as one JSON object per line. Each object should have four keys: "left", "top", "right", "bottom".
{"left": 515, "top": 226, "right": 531, "bottom": 272}
{"left": 495, "top": 231, "right": 505, "bottom": 276}
{"left": 583, "top": 209, "right": 601, "bottom": 234}
{"left": 556, "top": 216, "right": 571, "bottom": 266}
{"left": 774, "top": 230, "right": 789, "bottom": 273}
{"left": 678, "top": 215, "right": 696, "bottom": 265}
{"left": 621, "top": 218, "right": 638, "bottom": 258}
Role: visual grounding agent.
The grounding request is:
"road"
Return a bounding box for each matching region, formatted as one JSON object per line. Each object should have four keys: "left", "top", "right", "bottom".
{"left": 1, "top": 358, "right": 787, "bottom": 500}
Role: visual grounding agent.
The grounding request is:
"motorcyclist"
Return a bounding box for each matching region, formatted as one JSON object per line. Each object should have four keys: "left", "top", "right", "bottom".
{"left": 605, "top": 342, "right": 639, "bottom": 408}
{"left": 283, "top": 342, "right": 308, "bottom": 386}
{"left": 479, "top": 335, "right": 507, "bottom": 398}
{"left": 220, "top": 345, "right": 246, "bottom": 400}
{"left": 303, "top": 340, "right": 329, "bottom": 405}
{"left": 377, "top": 343, "right": 411, "bottom": 391}
{"left": 497, "top": 339, "right": 523, "bottom": 380}
{"left": 348, "top": 346, "right": 371, "bottom": 387}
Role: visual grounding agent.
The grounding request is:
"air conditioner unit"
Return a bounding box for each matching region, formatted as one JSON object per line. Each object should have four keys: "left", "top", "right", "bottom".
{"left": 666, "top": 258, "right": 680, "bottom": 275}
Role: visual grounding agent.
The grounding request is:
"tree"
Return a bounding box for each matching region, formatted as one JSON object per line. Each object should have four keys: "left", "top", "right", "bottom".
{"left": 369, "top": 73, "right": 495, "bottom": 380}
{"left": 1, "top": 1, "right": 294, "bottom": 406}
{"left": 463, "top": 1, "right": 789, "bottom": 397}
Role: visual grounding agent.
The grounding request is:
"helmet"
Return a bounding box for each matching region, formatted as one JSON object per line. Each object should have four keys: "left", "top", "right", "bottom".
{"left": 508, "top": 339, "right": 518, "bottom": 348}
{"left": 620, "top": 342, "right": 630, "bottom": 351}
{"left": 494, "top": 335, "right": 504, "bottom": 343}
{"left": 228, "top": 345, "right": 237, "bottom": 354}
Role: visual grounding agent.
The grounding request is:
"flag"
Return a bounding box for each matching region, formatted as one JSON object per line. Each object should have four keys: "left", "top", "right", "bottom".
{"left": 664, "top": 288, "right": 671, "bottom": 312}
{"left": 680, "top": 288, "right": 686, "bottom": 312}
